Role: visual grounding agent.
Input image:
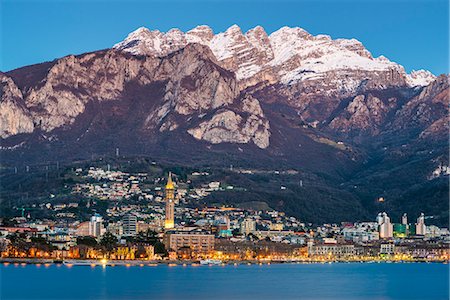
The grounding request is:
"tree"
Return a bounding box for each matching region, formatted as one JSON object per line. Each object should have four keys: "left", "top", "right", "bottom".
{"left": 30, "top": 236, "right": 54, "bottom": 252}
{"left": 8, "top": 233, "right": 29, "bottom": 254}
{"left": 134, "top": 229, "right": 158, "bottom": 244}
{"left": 231, "top": 228, "right": 241, "bottom": 237}
{"left": 247, "top": 233, "right": 259, "bottom": 241}
{"left": 76, "top": 236, "right": 98, "bottom": 247}
{"left": 154, "top": 241, "right": 168, "bottom": 256}
{"left": 100, "top": 232, "right": 118, "bottom": 254}
{"left": 1, "top": 218, "right": 18, "bottom": 227}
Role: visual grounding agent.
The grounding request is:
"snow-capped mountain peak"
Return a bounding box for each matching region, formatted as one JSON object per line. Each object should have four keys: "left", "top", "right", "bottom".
{"left": 113, "top": 25, "right": 435, "bottom": 89}
{"left": 406, "top": 70, "right": 437, "bottom": 87}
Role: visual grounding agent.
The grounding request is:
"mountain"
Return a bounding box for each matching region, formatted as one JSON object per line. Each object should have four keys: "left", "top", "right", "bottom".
{"left": 1, "top": 25, "right": 447, "bottom": 225}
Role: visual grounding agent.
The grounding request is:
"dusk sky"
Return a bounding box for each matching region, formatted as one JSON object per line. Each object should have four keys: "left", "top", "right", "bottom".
{"left": 1, "top": 0, "right": 448, "bottom": 75}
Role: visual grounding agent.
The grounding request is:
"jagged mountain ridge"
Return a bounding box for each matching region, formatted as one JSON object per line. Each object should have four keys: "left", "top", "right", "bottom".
{"left": 0, "top": 25, "right": 448, "bottom": 224}
{"left": 114, "top": 25, "right": 435, "bottom": 87}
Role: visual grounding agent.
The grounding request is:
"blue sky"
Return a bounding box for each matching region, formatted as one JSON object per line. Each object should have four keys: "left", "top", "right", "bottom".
{"left": 1, "top": 0, "right": 448, "bottom": 74}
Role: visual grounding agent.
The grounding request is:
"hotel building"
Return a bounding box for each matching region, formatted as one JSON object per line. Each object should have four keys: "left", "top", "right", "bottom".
{"left": 163, "top": 229, "right": 215, "bottom": 253}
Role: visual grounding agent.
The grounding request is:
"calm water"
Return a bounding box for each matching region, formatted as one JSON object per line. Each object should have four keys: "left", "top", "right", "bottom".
{"left": 0, "top": 263, "right": 448, "bottom": 300}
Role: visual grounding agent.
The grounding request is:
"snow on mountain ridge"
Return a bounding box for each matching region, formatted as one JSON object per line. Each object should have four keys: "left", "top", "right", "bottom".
{"left": 113, "top": 25, "right": 434, "bottom": 87}
{"left": 406, "top": 70, "right": 437, "bottom": 87}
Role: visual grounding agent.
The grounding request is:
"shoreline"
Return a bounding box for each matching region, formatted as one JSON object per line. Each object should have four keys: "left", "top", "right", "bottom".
{"left": 1, "top": 258, "right": 448, "bottom": 266}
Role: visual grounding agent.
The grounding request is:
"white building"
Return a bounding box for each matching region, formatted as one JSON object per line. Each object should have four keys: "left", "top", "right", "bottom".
{"left": 309, "top": 244, "right": 356, "bottom": 257}
{"left": 380, "top": 243, "right": 395, "bottom": 255}
{"left": 377, "top": 212, "right": 393, "bottom": 239}
{"left": 240, "top": 218, "right": 256, "bottom": 235}
{"left": 122, "top": 214, "right": 137, "bottom": 236}
{"left": 402, "top": 213, "right": 408, "bottom": 225}
{"left": 208, "top": 182, "right": 220, "bottom": 190}
{"left": 415, "top": 213, "right": 426, "bottom": 235}
{"left": 342, "top": 227, "right": 379, "bottom": 243}
{"left": 89, "top": 214, "right": 105, "bottom": 238}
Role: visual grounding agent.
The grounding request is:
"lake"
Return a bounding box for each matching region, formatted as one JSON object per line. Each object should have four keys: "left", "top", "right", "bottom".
{"left": 1, "top": 263, "right": 448, "bottom": 299}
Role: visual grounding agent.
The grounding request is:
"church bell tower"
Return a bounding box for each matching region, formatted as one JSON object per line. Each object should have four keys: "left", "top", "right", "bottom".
{"left": 164, "top": 172, "right": 175, "bottom": 229}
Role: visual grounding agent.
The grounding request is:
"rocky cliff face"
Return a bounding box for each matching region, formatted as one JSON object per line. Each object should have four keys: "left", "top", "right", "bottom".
{"left": 0, "top": 24, "right": 445, "bottom": 150}
{"left": 112, "top": 25, "right": 440, "bottom": 137}
{"left": 188, "top": 95, "right": 270, "bottom": 148}
{"left": 1, "top": 43, "right": 270, "bottom": 149}
{"left": 392, "top": 74, "right": 449, "bottom": 139}
{"left": 0, "top": 73, "right": 34, "bottom": 138}
{"left": 328, "top": 94, "right": 392, "bottom": 136}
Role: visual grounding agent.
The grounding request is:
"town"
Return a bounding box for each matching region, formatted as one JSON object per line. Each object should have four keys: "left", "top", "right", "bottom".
{"left": 1, "top": 167, "right": 449, "bottom": 265}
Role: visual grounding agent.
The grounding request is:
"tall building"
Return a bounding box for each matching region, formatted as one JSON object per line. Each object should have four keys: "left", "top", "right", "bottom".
{"left": 376, "top": 213, "right": 384, "bottom": 225}
{"left": 123, "top": 214, "right": 137, "bottom": 236}
{"left": 415, "top": 213, "right": 426, "bottom": 235}
{"left": 240, "top": 217, "right": 256, "bottom": 235}
{"left": 377, "top": 212, "right": 393, "bottom": 239}
{"left": 89, "top": 214, "right": 104, "bottom": 238}
{"left": 402, "top": 213, "right": 408, "bottom": 225}
{"left": 164, "top": 172, "right": 175, "bottom": 229}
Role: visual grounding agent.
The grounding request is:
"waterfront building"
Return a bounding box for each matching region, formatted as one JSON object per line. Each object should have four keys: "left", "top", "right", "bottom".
{"left": 163, "top": 229, "right": 215, "bottom": 253}
{"left": 107, "top": 222, "right": 123, "bottom": 236}
{"left": 426, "top": 225, "right": 449, "bottom": 238}
{"left": 240, "top": 218, "right": 256, "bottom": 235}
{"left": 309, "top": 243, "right": 356, "bottom": 258}
{"left": 415, "top": 213, "right": 426, "bottom": 235}
{"left": 164, "top": 172, "right": 175, "bottom": 229}
{"left": 402, "top": 213, "right": 408, "bottom": 225}
{"left": 47, "top": 232, "right": 76, "bottom": 250}
{"left": 393, "top": 223, "right": 408, "bottom": 238}
{"left": 75, "top": 222, "right": 90, "bottom": 236}
{"left": 377, "top": 212, "right": 393, "bottom": 239}
{"left": 123, "top": 214, "right": 137, "bottom": 236}
{"left": 342, "top": 227, "right": 379, "bottom": 243}
{"left": 380, "top": 242, "right": 395, "bottom": 255}
{"left": 254, "top": 230, "right": 295, "bottom": 241}
{"left": 89, "top": 214, "right": 105, "bottom": 237}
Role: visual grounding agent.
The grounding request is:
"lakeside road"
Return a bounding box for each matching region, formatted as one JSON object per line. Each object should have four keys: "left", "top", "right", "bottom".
{"left": 1, "top": 263, "right": 449, "bottom": 300}
{"left": 0, "top": 257, "right": 448, "bottom": 266}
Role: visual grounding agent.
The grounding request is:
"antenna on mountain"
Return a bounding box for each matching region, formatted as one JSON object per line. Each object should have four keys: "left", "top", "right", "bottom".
{"left": 14, "top": 167, "right": 17, "bottom": 174}
{"left": 116, "top": 148, "right": 120, "bottom": 157}
{"left": 300, "top": 180, "right": 303, "bottom": 187}
{"left": 107, "top": 164, "right": 111, "bottom": 172}
{"left": 230, "top": 164, "right": 233, "bottom": 171}
{"left": 26, "top": 166, "right": 29, "bottom": 173}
